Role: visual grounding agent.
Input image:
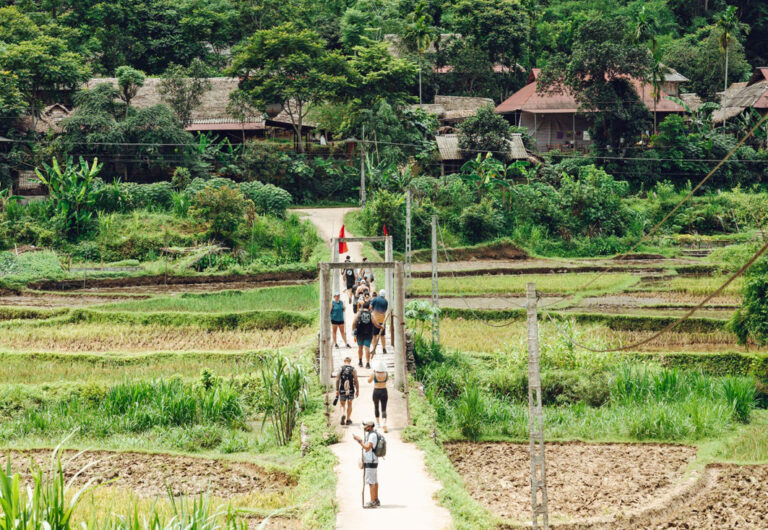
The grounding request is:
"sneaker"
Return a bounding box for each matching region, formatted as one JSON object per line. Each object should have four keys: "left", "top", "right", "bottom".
{"left": 334, "top": 343, "right": 339, "bottom": 349}
{"left": 340, "top": 415, "right": 345, "bottom": 425}
{"left": 373, "top": 499, "right": 381, "bottom": 507}
{"left": 346, "top": 419, "right": 352, "bottom": 425}
{"left": 382, "top": 348, "right": 388, "bottom": 354}
{"left": 345, "top": 343, "right": 351, "bottom": 348}
{"left": 383, "top": 425, "right": 388, "bottom": 433}
{"left": 365, "top": 363, "right": 371, "bottom": 369}
{"left": 364, "top": 501, "right": 377, "bottom": 509}
{"left": 358, "top": 360, "right": 363, "bottom": 367}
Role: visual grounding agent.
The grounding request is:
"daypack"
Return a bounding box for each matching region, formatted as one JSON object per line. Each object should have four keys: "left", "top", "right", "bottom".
{"left": 373, "top": 430, "right": 387, "bottom": 457}
{"left": 339, "top": 365, "right": 355, "bottom": 395}
{"left": 358, "top": 310, "right": 372, "bottom": 325}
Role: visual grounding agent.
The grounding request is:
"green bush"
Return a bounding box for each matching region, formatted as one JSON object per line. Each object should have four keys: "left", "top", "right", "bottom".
{"left": 240, "top": 181, "right": 292, "bottom": 217}
{"left": 720, "top": 376, "right": 756, "bottom": 423}
{"left": 459, "top": 199, "right": 504, "bottom": 244}
{"left": 730, "top": 259, "right": 768, "bottom": 346}
{"left": 189, "top": 184, "right": 253, "bottom": 245}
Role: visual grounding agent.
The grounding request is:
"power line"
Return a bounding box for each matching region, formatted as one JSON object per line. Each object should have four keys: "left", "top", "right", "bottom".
{"left": 540, "top": 235, "right": 768, "bottom": 352}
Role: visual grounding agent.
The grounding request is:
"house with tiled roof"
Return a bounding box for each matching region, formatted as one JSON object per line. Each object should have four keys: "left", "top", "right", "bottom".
{"left": 495, "top": 68, "right": 688, "bottom": 152}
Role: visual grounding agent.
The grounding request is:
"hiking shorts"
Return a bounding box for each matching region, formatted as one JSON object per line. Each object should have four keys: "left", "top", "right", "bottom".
{"left": 339, "top": 392, "right": 354, "bottom": 402}
{"left": 332, "top": 320, "right": 344, "bottom": 326}
{"left": 359, "top": 337, "right": 372, "bottom": 348}
{"left": 372, "top": 325, "right": 385, "bottom": 336}
{"left": 365, "top": 467, "right": 378, "bottom": 485}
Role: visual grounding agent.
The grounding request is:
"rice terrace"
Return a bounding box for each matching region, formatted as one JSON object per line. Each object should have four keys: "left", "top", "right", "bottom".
{"left": 1, "top": 1, "right": 768, "bottom": 527}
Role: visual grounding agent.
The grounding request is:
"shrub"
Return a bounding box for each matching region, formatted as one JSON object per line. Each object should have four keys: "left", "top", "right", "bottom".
{"left": 35, "top": 157, "right": 101, "bottom": 238}
{"left": 459, "top": 199, "right": 504, "bottom": 244}
{"left": 730, "top": 259, "right": 768, "bottom": 346}
{"left": 239, "top": 181, "right": 292, "bottom": 217}
{"left": 189, "top": 185, "right": 253, "bottom": 245}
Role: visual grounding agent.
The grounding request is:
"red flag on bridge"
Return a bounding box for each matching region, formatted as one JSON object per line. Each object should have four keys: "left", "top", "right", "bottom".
{"left": 338, "top": 225, "right": 348, "bottom": 254}
{"left": 383, "top": 224, "right": 388, "bottom": 236}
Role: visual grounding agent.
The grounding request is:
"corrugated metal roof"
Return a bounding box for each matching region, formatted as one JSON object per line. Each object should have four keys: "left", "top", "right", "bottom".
{"left": 496, "top": 76, "right": 685, "bottom": 114}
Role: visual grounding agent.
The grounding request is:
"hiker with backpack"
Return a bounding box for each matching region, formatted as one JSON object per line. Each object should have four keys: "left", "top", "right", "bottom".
{"left": 342, "top": 256, "right": 356, "bottom": 304}
{"left": 336, "top": 357, "right": 359, "bottom": 425}
{"left": 368, "top": 360, "right": 389, "bottom": 433}
{"left": 353, "top": 419, "right": 385, "bottom": 508}
{"left": 353, "top": 300, "right": 374, "bottom": 368}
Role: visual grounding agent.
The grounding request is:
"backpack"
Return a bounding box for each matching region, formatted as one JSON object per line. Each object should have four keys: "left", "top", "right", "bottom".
{"left": 358, "top": 310, "right": 371, "bottom": 325}
{"left": 373, "top": 430, "right": 387, "bottom": 457}
{"left": 339, "top": 365, "right": 355, "bottom": 395}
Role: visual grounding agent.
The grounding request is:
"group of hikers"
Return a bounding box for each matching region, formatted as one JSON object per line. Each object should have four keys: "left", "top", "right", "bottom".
{"left": 332, "top": 255, "right": 388, "bottom": 368}
{"left": 332, "top": 255, "right": 390, "bottom": 509}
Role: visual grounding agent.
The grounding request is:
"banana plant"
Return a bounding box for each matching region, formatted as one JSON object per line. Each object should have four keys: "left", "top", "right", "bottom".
{"left": 35, "top": 157, "right": 102, "bottom": 238}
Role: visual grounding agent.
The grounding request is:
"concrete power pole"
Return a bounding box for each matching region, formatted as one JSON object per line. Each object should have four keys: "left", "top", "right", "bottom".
{"left": 360, "top": 126, "right": 366, "bottom": 207}
{"left": 526, "top": 283, "right": 549, "bottom": 530}
{"left": 405, "top": 190, "right": 412, "bottom": 295}
{"left": 431, "top": 215, "right": 439, "bottom": 344}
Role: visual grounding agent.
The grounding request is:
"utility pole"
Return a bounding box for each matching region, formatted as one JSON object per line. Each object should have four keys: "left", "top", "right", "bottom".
{"left": 526, "top": 283, "right": 549, "bottom": 530}
{"left": 360, "top": 126, "right": 366, "bottom": 208}
{"left": 431, "top": 215, "right": 439, "bottom": 344}
{"left": 405, "top": 190, "right": 412, "bottom": 295}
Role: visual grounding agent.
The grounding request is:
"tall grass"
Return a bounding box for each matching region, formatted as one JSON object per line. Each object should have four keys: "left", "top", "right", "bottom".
{"left": 0, "top": 378, "right": 246, "bottom": 443}
{"left": 455, "top": 385, "right": 483, "bottom": 441}
{"left": 260, "top": 355, "right": 309, "bottom": 446}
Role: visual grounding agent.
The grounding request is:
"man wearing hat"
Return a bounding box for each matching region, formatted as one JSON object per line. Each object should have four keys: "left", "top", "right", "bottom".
{"left": 353, "top": 420, "right": 380, "bottom": 508}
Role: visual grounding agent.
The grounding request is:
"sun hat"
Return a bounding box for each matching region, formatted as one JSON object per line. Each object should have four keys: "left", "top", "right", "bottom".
{"left": 374, "top": 360, "right": 387, "bottom": 372}
{"left": 362, "top": 419, "right": 375, "bottom": 427}
{"left": 379, "top": 289, "right": 386, "bottom": 297}
{"left": 333, "top": 292, "right": 340, "bottom": 297}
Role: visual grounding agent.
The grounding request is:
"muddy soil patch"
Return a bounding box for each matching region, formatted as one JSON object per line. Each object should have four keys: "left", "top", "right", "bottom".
{"left": 654, "top": 464, "right": 768, "bottom": 529}
{"left": 28, "top": 271, "right": 315, "bottom": 292}
{"left": 0, "top": 292, "right": 144, "bottom": 308}
{"left": 411, "top": 241, "right": 527, "bottom": 263}
{"left": 445, "top": 442, "right": 696, "bottom": 523}
{"left": 2, "top": 449, "right": 295, "bottom": 499}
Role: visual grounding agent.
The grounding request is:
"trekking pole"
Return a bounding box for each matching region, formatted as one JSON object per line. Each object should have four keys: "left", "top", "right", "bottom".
{"left": 361, "top": 446, "right": 366, "bottom": 508}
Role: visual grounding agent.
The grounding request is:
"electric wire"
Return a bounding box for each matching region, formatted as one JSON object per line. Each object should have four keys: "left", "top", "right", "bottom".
{"left": 539, "top": 235, "right": 768, "bottom": 352}
{"left": 539, "top": 110, "right": 768, "bottom": 310}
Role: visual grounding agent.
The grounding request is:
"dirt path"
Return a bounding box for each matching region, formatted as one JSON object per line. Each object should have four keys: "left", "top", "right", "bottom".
{"left": 294, "top": 207, "right": 451, "bottom": 530}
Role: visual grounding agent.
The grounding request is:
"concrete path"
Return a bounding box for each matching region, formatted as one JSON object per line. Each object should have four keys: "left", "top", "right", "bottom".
{"left": 293, "top": 208, "right": 451, "bottom": 530}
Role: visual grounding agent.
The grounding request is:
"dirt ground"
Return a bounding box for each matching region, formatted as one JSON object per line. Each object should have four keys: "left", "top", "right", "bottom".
{"left": 655, "top": 464, "right": 768, "bottom": 529}
{"left": 0, "top": 292, "right": 144, "bottom": 308}
{"left": 1, "top": 449, "right": 295, "bottom": 499}
{"left": 445, "top": 442, "right": 697, "bottom": 523}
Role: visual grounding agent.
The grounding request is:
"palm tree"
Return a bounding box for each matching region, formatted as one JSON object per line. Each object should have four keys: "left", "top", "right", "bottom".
{"left": 715, "top": 6, "right": 749, "bottom": 128}
{"left": 403, "top": 2, "right": 436, "bottom": 105}
{"left": 634, "top": 7, "right": 660, "bottom": 134}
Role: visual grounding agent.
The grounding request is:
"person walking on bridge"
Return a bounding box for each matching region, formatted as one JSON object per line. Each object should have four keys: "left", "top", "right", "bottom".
{"left": 368, "top": 360, "right": 389, "bottom": 433}
{"left": 336, "top": 356, "right": 359, "bottom": 426}
{"left": 353, "top": 420, "right": 381, "bottom": 508}
{"left": 370, "top": 289, "right": 388, "bottom": 356}
{"left": 342, "top": 256, "right": 356, "bottom": 304}
{"left": 353, "top": 301, "right": 374, "bottom": 368}
{"left": 331, "top": 292, "right": 350, "bottom": 349}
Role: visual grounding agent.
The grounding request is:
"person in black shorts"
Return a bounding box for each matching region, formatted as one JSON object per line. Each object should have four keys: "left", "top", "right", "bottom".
{"left": 370, "top": 289, "right": 388, "bottom": 355}
{"left": 353, "top": 301, "right": 375, "bottom": 368}
{"left": 342, "top": 255, "right": 356, "bottom": 303}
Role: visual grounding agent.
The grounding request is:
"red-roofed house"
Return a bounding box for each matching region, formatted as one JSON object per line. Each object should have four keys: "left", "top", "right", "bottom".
{"left": 495, "top": 69, "right": 687, "bottom": 152}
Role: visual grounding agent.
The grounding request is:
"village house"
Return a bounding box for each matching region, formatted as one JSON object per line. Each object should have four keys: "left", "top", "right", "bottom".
{"left": 713, "top": 67, "right": 768, "bottom": 124}
{"left": 435, "top": 133, "right": 531, "bottom": 175}
{"left": 495, "top": 68, "right": 689, "bottom": 152}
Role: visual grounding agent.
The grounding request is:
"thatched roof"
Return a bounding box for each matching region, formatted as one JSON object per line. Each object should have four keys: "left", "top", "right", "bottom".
{"left": 21, "top": 104, "right": 71, "bottom": 134}
{"left": 713, "top": 77, "right": 768, "bottom": 123}
{"left": 84, "top": 77, "right": 318, "bottom": 130}
{"left": 679, "top": 93, "right": 703, "bottom": 112}
{"left": 414, "top": 95, "right": 495, "bottom": 124}
{"left": 435, "top": 133, "right": 528, "bottom": 161}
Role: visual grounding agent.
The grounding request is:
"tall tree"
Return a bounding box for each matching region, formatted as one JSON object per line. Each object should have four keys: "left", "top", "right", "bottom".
{"left": 228, "top": 23, "right": 350, "bottom": 153}
{"left": 0, "top": 35, "right": 90, "bottom": 114}
{"left": 158, "top": 58, "right": 212, "bottom": 127}
{"left": 116, "top": 66, "right": 146, "bottom": 107}
{"left": 539, "top": 18, "right": 652, "bottom": 152}
{"left": 715, "top": 5, "right": 749, "bottom": 127}
{"left": 401, "top": 2, "right": 436, "bottom": 105}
